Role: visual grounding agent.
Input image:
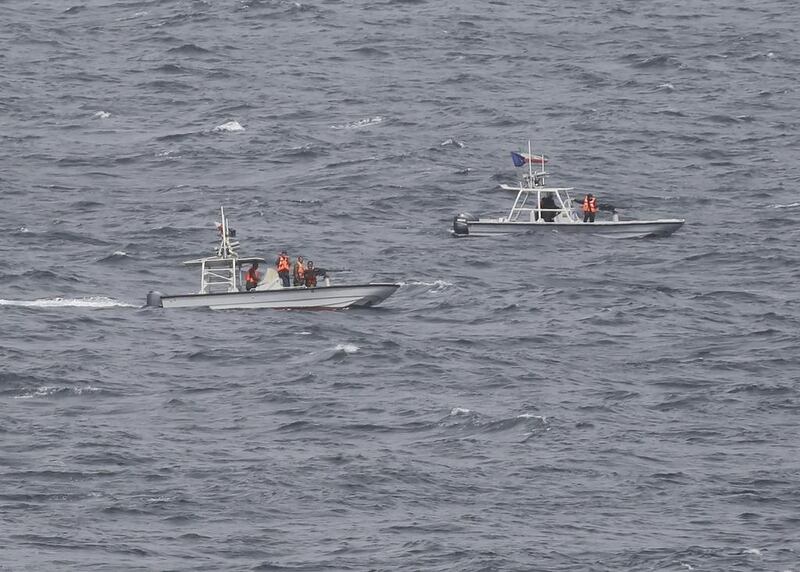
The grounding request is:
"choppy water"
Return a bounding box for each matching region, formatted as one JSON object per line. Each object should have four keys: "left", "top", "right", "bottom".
{"left": 2, "top": 1, "right": 800, "bottom": 570}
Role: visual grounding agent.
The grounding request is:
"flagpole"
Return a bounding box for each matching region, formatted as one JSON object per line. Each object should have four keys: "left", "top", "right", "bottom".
{"left": 527, "top": 140, "right": 534, "bottom": 182}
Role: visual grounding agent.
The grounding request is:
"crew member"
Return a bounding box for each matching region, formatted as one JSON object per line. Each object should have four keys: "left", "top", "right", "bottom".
{"left": 540, "top": 193, "right": 557, "bottom": 222}
{"left": 304, "top": 261, "right": 317, "bottom": 288}
{"left": 244, "top": 262, "right": 261, "bottom": 291}
{"left": 276, "top": 250, "right": 291, "bottom": 287}
{"left": 293, "top": 256, "right": 306, "bottom": 287}
{"left": 582, "top": 193, "right": 598, "bottom": 223}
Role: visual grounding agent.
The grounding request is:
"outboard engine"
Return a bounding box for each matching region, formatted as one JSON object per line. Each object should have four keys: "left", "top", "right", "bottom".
{"left": 146, "top": 290, "right": 164, "bottom": 308}
{"left": 452, "top": 212, "right": 477, "bottom": 236}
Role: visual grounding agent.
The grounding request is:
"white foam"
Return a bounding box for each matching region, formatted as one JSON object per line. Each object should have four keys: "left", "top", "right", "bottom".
{"left": 0, "top": 296, "right": 137, "bottom": 308}
{"left": 450, "top": 407, "right": 471, "bottom": 415}
{"left": 771, "top": 202, "right": 800, "bottom": 209}
{"left": 742, "top": 548, "right": 762, "bottom": 556}
{"left": 112, "top": 250, "right": 128, "bottom": 257}
{"left": 330, "top": 116, "right": 384, "bottom": 130}
{"left": 213, "top": 120, "right": 245, "bottom": 132}
{"left": 658, "top": 82, "right": 675, "bottom": 90}
{"left": 334, "top": 343, "right": 359, "bottom": 354}
{"left": 15, "top": 385, "right": 101, "bottom": 399}
{"left": 93, "top": 111, "right": 111, "bottom": 119}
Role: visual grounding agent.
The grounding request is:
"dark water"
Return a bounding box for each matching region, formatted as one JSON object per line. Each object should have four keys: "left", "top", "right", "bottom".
{"left": 2, "top": 1, "right": 799, "bottom": 570}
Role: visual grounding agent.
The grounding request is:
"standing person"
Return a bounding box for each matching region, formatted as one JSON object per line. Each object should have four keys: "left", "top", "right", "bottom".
{"left": 244, "top": 262, "right": 261, "bottom": 291}
{"left": 293, "top": 256, "right": 306, "bottom": 287}
{"left": 540, "top": 193, "right": 558, "bottom": 222}
{"left": 304, "top": 261, "right": 317, "bottom": 288}
{"left": 276, "top": 250, "right": 291, "bottom": 287}
{"left": 582, "top": 193, "right": 598, "bottom": 223}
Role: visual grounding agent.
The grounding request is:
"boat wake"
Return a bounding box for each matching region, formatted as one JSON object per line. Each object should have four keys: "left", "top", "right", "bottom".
{"left": 0, "top": 296, "right": 137, "bottom": 309}
{"left": 399, "top": 280, "right": 453, "bottom": 292}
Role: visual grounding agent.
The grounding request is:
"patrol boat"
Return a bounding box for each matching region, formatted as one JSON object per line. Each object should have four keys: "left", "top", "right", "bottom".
{"left": 452, "top": 143, "right": 685, "bottom": 239}
{"left": 146, "top": 207, "right": 399, "bottom": 310}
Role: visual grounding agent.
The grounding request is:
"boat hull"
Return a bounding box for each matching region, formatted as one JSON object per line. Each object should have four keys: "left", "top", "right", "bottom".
{"left": 456, "top": 219, "right": 685, "bottom": 239}
{"left": 156, "top": 283, "right": 400, "bottom": 310}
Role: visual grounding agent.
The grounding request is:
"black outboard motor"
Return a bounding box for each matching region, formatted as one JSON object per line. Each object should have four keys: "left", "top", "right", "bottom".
{"left": 452, "top": 213, "right": 477, "bottom": 236}
{"left": 146, "top": 290, "right": 164, "bottom": 307}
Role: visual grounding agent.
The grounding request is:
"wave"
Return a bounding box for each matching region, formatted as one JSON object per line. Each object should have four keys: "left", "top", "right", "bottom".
{"left": 440, "top": 138, "right": 465, "bottom": 148}
{"left": 771, "top": 202, "right": 800, "bottom": 209}
{"left": 14, "top": 385, "right": 102, "bottom": 399}
{"left": 97, "top": 251, "right": 131, "bottom": 263}
{"left": 631, "top": 54, "right": 677, "bottom": 68}
{"left": 0, "top": 296, "right": 136, "bottom": 308}
{"left": 167, "top": 43, "right": 212, "bottom": 55}
{"left": 281, "top": 143, "right": 323, "bottom": 159}
{"left": 334, "top": 343, "right": 359, "bottom": 354}
{"left": 213, "top": 120, "right": 245, "bottom": 132}
{"left": 154, "top": 131, "right": 197, "bottom": 142}
{"left": 704, "top": 114, "right": 745, "bottom": 124}
{"left": 92, "top": 111, "right": 111, "bottom": 119}
{"left": 330, "top": 116, "right": 384, "bottom": 130}
{"left": 152, "top": 63, "right": 187, "bottom": 74}
{"left": 347, "top": 46, "right": 390, "bottom": 57}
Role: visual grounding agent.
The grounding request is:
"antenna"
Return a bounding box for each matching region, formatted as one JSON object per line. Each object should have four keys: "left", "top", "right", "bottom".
{"left": 216, "top": 206, "right": 239, "bottom": 259}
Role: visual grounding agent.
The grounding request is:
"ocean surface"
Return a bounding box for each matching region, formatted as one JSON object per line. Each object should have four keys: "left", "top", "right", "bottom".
{"left": 2, "top": 0, "right": 799, "bottom": 570}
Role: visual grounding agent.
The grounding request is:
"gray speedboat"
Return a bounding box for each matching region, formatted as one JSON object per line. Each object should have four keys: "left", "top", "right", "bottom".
{"left": 452, "top": 143, "right": 685, "bottom": 239}
{"left": 146, "top": 207, "right": 399, "bottom": 310}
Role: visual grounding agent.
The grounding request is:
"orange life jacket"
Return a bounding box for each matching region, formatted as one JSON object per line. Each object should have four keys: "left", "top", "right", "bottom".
{"left": 245, "top": 268, "right": 260, "bottom": 284}
{"left": 294, "top": 262, "right": 305, "bottom": 280}
{"left": 277, "top": 255, "right": 290, "bottom": 272}
{"left": 583, "top": 196, "right": 598, "bottom": 213}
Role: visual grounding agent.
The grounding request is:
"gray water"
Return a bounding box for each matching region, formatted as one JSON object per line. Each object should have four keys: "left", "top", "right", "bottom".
{"left": 2, "top": 1, "right": 799, "bottom": 570}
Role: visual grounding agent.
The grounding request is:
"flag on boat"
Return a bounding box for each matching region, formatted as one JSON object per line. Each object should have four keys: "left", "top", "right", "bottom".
{"left": 511, "top": 151, "right": 548, "bottom": 167}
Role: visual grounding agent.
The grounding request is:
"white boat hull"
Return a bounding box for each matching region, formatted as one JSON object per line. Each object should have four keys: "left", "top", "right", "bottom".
{"left": 155, "top": 283, "right": 399, "bottom": 310}
{"left": 456, "top": 219, "right": 685, "bottom": 239}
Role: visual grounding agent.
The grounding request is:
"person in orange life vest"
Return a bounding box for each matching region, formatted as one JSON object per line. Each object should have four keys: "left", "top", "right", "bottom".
{"left": 304, "top": 261, "right": 317, "bottom": 288}
{"left": 276, "top": 250, "right": 291, "bottom": 287}
{"left": 293, "top": 256, "right": 306, "bottom": 286}
{"left": 582, "top": 193, "right": 598, "bottom": 223}
{"left": 244, "top": 262, "right": 261, "bottom": 291}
